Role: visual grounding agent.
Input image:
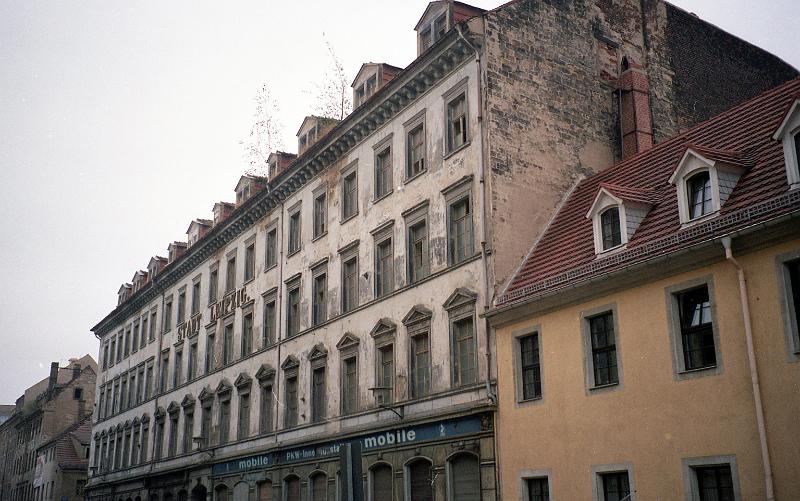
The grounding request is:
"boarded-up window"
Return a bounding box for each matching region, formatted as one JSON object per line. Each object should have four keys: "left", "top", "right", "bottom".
{"left": 450, "top": 454, "right": 480, "bottom": 501}
{"left": 408, "top": 459, "right": 433, "bottom": 501}
{"left": 215, "top": 486, "right": 229, "bottom": 501}
{"left": 371, "top": 464, "right": 393, "bottom": 500}
{"left": 310, "top": 473, "right": 327, "bottom": 501}
{"left": 284, "top": 477, "right": 300, "bottom": 501}
{"left": 257, "top": 481, "right": 272, "bottom": 501}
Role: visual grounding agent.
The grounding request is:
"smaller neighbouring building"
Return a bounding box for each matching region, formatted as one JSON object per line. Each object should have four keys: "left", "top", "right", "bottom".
{"left": 34, "top": 417, "right": 93, "bottom": 501}
{"left": 488, "top": 78, "right": 800, "bottom": 500}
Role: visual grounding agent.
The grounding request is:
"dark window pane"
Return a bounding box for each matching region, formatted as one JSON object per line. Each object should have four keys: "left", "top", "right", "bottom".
{"left": 601, "top": 471, "right": 630, "bottom": 501}
{"left": 696, "top": 465, "right": 735, "bottom": 501}
{"left": 527, "top": 478, "right": 550, "bottom": 501}
{"left": 409, "top": 460, "right": 433, "bottom": 501}
{"left": 590, "top": 312, "right": 618, "bottom": 385}
{"left": 371, "top": 464, "right": 393, "bottom": 500}
{"left": 678, "top": 286, "right": 716, "bottom": 370}
{"left": 520, "top": 334, "right": 541, "bottom": 400}
{"left": 600, "top": 207, "right": 622, "bottom": 250}
{"left": 450, "top": 455, "right": 480, "bottom": 501}
{"left": 687, "top": 171, "right": 713, "bottom": 219}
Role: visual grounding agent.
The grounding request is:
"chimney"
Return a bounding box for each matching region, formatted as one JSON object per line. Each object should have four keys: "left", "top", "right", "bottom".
{"left": 48, "top": 362, "right": 59, "bottom": 392}
{"left": 617, "top": 56, "right": 653, "bottom": 159}
{"left": 72, "top": 363, "right": 81, "bottom": 380}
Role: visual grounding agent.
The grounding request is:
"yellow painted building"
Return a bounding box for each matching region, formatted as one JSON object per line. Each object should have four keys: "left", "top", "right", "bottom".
{"left": 488, "top": 79, "right": 800, "bottom": 500}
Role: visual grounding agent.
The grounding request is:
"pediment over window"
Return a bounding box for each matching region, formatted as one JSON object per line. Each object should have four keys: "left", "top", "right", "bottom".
{"left": 255, "top": 364, "right": 276, "bottom": 381}
{"left": 197, "top": 386, "right": 214, "bottom": 402}
{"left": 115, "top": 423, "right": 123, "bottom": 432}
{"left": 141, "top": 413, "right": 150, "bottom": 423}
{"left": 98, "top": 430, "right": 106, "bottom": 438}
{"left": 772, "top": 98, "right": 800, "bottom": 189}
{"left": 281, "top": 355, "right": 299, "bottom": 370}
{"left": 402, "top": 305, "right": 433, "bottom": 326}
{"left": 180, "top": 394, "right": 196, "bottom": 408}
{"left": 308, "top": 343, "right": 328, "bottom": 361}
{"left": 669, "top": 145, "right": 753, "bottom": 224}
{"left": 336, "top": 333, "right": 361, "bottom": 351}
{"left": 154, "top": 406, "right": 166, "bottom": 419}
{"left": 369, "top": 318, "right": 397, "bottom": 338}
{"left": 586, "top": 183, "right": 655, "bottom": 254}
{"left": 123, "top": 420, "right": 132, "bottom": 429}
{"left": 131, "top": 417, "right": 140, "bottom": 427}
{"left": 234, "top": 372, "right": 252, "bottom": 389}
{"left": 166, "top": 401, "right": 180, "bottom": 414}
{"left": 443, "top": 288, "right": 477, "bottom": 311}
{"left": 215, "top": 379, "right": 232, "bottom": 395}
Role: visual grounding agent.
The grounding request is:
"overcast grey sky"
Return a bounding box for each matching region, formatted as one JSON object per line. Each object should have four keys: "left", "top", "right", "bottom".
{"left": 0, "top": 0, "right": 796, "bottom": 403}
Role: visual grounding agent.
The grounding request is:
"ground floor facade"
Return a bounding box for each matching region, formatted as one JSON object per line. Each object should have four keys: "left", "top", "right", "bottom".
{"left": 86, "top": 409, "right": 497, "bottom": 501}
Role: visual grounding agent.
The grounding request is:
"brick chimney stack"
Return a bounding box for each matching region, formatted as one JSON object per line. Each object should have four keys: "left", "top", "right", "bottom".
{"left": 617, "top": 56, "right": 654, "bottom": 159}
{"left": 47, "top": 362, "right": 59, "bottom": 392}
{"left": 72, "top": 363, "right": 81, "bottom": 380}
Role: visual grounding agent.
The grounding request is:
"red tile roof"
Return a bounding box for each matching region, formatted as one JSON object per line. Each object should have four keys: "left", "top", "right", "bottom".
{"left": 497, "top": 77, "right": 800, "bottom": 307}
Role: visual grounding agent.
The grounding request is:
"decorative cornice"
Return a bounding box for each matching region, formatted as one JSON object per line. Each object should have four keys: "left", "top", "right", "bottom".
{"left": 92, "top": 30, "right": 478, "bottom": 337}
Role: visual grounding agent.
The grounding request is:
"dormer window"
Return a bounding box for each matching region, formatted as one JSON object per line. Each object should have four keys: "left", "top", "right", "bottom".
{"left": 669, "top": 146, "right": 750, "bottom": 225}
{"left": 418, "top": 11, "right": 448, "bottom": 53}
{"left": 354, "top": 74, "right": 377, "bottom": 108}
{"left": 587, "top": 184, "right": 654, "bottom": 255}
{"left": 772, "top": 99, "right": 800, "bottom": 189}
{"left": 600, "top": 207, "right": 622, "bottom": 250}
{"left": 236, "top": 185, "right": 250, "bottom": 205}
{"left": 687, "top": 171, "right": 712, "bottom": 219}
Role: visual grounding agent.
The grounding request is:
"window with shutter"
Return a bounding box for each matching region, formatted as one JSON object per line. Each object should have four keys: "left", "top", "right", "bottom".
{"left": 408, "top": 459, "right": 433, "bottom": 501}
{"left": 284, "top": 477, "right": 300, "bottom": 501}
{"left": 449, "top": 454, "right": 481, "bottom": 501}
{"left": 310, "top": 473, "right": 327, "bottom": 501}
{"left": 371, "top": 463, "right": 393, "bottom": 501}
{"left": 257, "top": 481, "right": 272, "bottom": 501}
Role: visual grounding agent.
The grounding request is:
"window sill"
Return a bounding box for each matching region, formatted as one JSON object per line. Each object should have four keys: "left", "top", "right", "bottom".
{"left": 680, "top": 210, "right": 720, "bottom": 228}
{"left": 264, "top": 264, "right": 277, "bottom": 273}
{"left": 679, "top": 365, "right": 717, "bottom": 374}
{"left": 589, "top": 382, "right": 619, "bottom": 392}
{"left": 443, "top": 141, "right": 471, "bottom": 161}
{"left": 404, "top": 169, "right": 428, "bottom": 185}
{"left": 287, "top": 249, "right": 301, "bottom": 258}
{"left": 242, "top": 277, "right": 255, "bottom": 287}
{"left": 340, "top": 212, "right": 359, "bottom": 225}
{"left": 312, "top": 231, "right": 327, "bottom": 243}
{"left": 372, "top": 190, "right": 393, "bottom": 204}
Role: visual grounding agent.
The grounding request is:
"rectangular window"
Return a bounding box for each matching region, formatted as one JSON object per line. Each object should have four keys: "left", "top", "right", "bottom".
{"left": 375, "top": 237, "right": 394, "bottom": 298}
{"left": 286, "top": 281, "right": 301, "bottom": 337}
{"left": 119, "top": 378, "right": 127, "bottom": 412}
{"left": 173, "top": 347, "right": 183, "bottom": 388}
{"left": 159, "top": 352, "right": 169, "bottom": 393}
{"left": 205, "top": 333, "right": 216, "bottom": 373}
{"left": 589, "top": 312, "right": 618, "bottom": 386}
{"left": 102, "top": 343, "right": 109, "bottom": 370}
{"left": 342, "top": 170, "right": 358, "bottom": 220}
{"left": 209, "top": 265, "right": 219, "bottom": 304}
{"left": 375, "top": 146, "right": 393, "bottom": 199}
{"left": 452, "top": 316, "right": 476, "bottom": 386}
{"left": 154, "top": 420, "right": 164, "bottom": 460}
{"left": 519, "top": 334, "right": 542, "bottom": 401}
{"left": 110, "top": 338, "right": 116, "bottom": 366}
{"left": 225, "top": 253, "right": 237, "bottom": 293}
{"left": 376, "top": 344, "right": 394, "bottom": 405}
{"left": 446, "top": 92, "right": 468, "bottom": 152}
{"left": 259, "top": 385, "right": 273, "bottom": 434}
{"left": 342, "top": 254, "right": 359, "bottom": 313}
{"left": 410, "top": 333, "right": 430, "bottom": 399}
{"left": 182, "top": 412, "right": 194, "bottom": 454}
{"left": 168, "top": 414, "right": 178, "bottom": 457}
{"left": 311, "top": 367, "right": 326, "bottom": 423}
{"left": 313, "top": 192, "right": 327, "bottom": 238}
{"left": 238, "top": 393, "right": 250, "bottom": 439}
{"left": 244, "top": 240, "right": 255, "bottom": 281}
{"left": 600, "top": 471, "right": 630, "bottom": 501}
{"left": 136, "top": 366, "right": 144, "bottom": 403}
{"left": 187, "top": 341, "right": 198, "bottom": 381}
{"left": 201, "top": 404, "right": 212, "bottom": 448}
{"left": 284, "top": 374, "right": 298, "bottom": 428}
{"left": 177, "top": 287, "right": 186, "bottom": 324}
{"left": 526, "top": 478, "right": 549, "bottom": 501}
{"left": 164, "top": 299, "right": 173, "bottom": 333}
{"left": 149, "top": 309, "right": 157, "bottom": 341}
{"left": 124, "top": 328, "right": 130, "bottom": 358}
{"left": 778, "top": 254, "right": 800, "bottom": 358}
{"left": 449, "top": 196, "right": 473, "bottom": 265}
{"left": 191, "top": 278, "right": 201, "bottom": 316}
{"left": 140, "top": 317, "right": 148, "bottom": 349}
{"left": 131, "top": 323, "right": 139, "bottom": 354}
{"left": 288, "top": 209, "right": 301, "bottom": 254}
{"left": 263, "top": 296, "right": 276, "bottom": 346}
{"left": 407, "top": 122, "right": 426, "bottom": 178}
{"left": 695, "top": 465, "right": 734, "bottom": 501}
{"left": 312, "top": 270, "right": 327, "bottom": 326}
{"left": 242, "top": 311, "right": 253, "bottom": 356}
{"left": 265, "top": 227, "right": 278, "bottom": 269}
{"left": 128, "top": 373, "right": 136, "bottom": 407}
{"left": 341, "top": 357, "right": 358, "bottom": 415}
{"left": 223, "top": 322, "right": 234, "bottom": 365}
{"left": 408, "top": 220, "right": 429, "bottom": 283}
{"left": 678, "top": 285, "right": 716, "bottom": 370}
{"left": 218, "top": 399, "right": 231, "bottom": 445}
{"left": 145, "top": 362, "right": 153, "bottom": 399}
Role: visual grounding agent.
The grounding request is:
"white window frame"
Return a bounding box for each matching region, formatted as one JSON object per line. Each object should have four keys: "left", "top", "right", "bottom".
{"left": 772, "top": 98, "right": 800, "bottom": 189}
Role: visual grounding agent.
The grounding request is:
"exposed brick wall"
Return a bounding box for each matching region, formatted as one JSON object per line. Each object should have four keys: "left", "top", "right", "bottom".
{"left": 483, "top": 0, "right": 797, "bottom": 297}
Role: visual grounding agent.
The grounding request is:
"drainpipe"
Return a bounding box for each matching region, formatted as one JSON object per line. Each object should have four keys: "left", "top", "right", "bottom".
{"left": 455, "top": 23, "right": 495, "bottom": 404}
{"left": 720, "top": 236, "right": 774, "bottom": 501}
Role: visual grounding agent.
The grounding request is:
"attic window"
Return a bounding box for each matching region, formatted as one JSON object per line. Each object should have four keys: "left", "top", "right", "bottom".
{"left": 74, "top": 388, "right": 83, "bottom": 400}
{"left": 354, "top": 75, "right": 378, "bottom": 107}
{"left": 772, "top": 99, "right": 800, "bottom": 189}
{"left": 600, "top": 207, "right": 622, "bottom": 250}
{"left": 237, "top": 184, "right": 251, "bottom": 205}
{"left": 687, "top": 171, "right": 713, "bottom": 219}
{"left": 420, "top": 12, "right": 448, "bottom": 52}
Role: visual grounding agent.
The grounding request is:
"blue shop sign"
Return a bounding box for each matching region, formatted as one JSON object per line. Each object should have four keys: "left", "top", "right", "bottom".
{"left": 212, "top": 414, "right": 484, "bottom": 476}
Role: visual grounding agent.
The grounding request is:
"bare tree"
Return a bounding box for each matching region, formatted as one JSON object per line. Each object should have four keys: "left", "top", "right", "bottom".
{"left": 241, "top": 83, "right": 284, "bottom": 177}
{"left": 311, "top": 37, "right": 352, "bottom": 121}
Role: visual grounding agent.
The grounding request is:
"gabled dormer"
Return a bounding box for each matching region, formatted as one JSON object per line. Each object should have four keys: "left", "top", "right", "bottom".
{"left": 186, "top": 219, "right": 212, "bottom": 247}
{"left": 351, "top": 63, "right": 401, "bottom": 109}
{"left": 586, "top": 183, "right": 655, "bottom": 254}
{"left": 235, "top": 175, "right": 267, "bottom": 207}
{"left": 414, "top": 1, "right": 485, "bottom": 56}
{"left": 167, "top": 241, "right": 187, "bottom": 264}
{"left": 772, "top": 98, "right": 800, "bottom": 189}
{"left": 147, "top": 256, "right": 167, "bottom": 280}
{"left": 131, "top": 270, "right": 148, "bottom": 292}
{"left": 267, "top": 151, "right": 297, "bottom": 180}
{"left": 117, "top": 283, "right": 132, "bottom": 306}
{"left": 212, "top": 202, "right": 235, "bottom": 226}
{"left": 668, "top": 145, "right": 753, "bottom": 225}
{"left": 297, "top": 116, "right": 340, "bottom": 156}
